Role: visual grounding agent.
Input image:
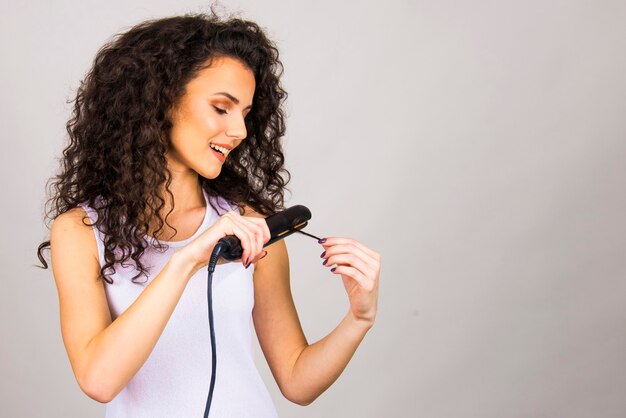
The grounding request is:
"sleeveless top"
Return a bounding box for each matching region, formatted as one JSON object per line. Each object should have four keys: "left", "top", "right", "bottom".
{"left": 78, "top": 189, "right": 279, "bottom": 418}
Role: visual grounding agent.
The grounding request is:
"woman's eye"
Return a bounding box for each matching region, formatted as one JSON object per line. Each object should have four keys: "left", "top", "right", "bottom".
{"left": 213, "top": 106, "right": 228, "bottom": 115}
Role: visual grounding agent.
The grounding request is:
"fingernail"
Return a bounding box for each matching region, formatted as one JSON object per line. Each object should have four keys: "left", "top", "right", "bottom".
{"left": 320, "top": 251, "right": 326, "bottom": 258}
{"left": 322, "top": 259, "right": 328, "bottom": 265}
{"left": 318, "top": 238, "right": 327, "bottom": 244}
{"left": 331, "top": 267, "right": 336, "bottom": 272}
{"left": 245, "top": 261, "right": 250, "bottom": 269}
{"left": 260, "top": 251, "right": 268, "bottom": 260}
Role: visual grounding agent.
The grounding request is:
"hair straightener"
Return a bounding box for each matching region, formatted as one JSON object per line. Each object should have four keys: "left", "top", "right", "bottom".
{"left": 203, "top": 205, "right": 319, "bottom": 417}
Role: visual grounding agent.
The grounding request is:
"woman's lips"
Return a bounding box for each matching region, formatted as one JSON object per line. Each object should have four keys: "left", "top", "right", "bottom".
{"left": 210, "top": 147, "right": 226, "bottom": 162}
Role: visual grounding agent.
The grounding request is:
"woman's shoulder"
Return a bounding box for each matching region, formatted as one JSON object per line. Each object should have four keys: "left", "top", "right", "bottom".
{"left": 52, "top": 206, "right": 94, "bottom": 228}
{"left": 50, "top": 207, "right": 100, "bottom": 264}
{"left": 241, "top": 204, "right": 264, "bottom": 218}
{"left": 50, "top": 207, "right": 99, "bottom": 278}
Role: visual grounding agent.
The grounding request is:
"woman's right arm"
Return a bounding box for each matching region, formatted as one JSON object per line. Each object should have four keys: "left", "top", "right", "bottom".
{"left": 51, "top": 208, "right": 202, "bottom": 403}
{"left": 50, "top": 208, "right": 269, "bottom": 403}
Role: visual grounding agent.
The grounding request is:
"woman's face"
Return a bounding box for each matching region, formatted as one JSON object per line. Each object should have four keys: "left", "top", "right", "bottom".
{"left": 167, "top": 56, "right": 256, "bottom": 179}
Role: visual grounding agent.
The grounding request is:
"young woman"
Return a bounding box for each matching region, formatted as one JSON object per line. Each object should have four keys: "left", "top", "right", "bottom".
{"left": 38, "top": 10, "right": 381, "bottom": 417}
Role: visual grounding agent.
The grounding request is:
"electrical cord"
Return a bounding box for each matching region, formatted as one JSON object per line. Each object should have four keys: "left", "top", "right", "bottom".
{"left": 202, "top": 226, "right": 320, "bottom": 417}
{"left": 203, "top": 242, "right": 228, "bottom": 418}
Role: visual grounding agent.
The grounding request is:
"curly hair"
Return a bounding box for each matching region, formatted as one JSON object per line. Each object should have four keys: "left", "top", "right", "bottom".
{"left": 37, "top": 8, "right": 291, "bottom": 283}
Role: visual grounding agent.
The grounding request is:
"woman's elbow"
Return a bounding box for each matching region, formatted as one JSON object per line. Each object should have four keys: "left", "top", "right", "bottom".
{"left": 293, "top": 397, "right": 314, "bottom": 407}
{"left": 291, "top": 394, "right": 317, "bottom": 407}
{"left": 281, "top": 386, "right": 316, "bottom": 407}
{"left": 77, "top": 372, "right": 117, "bottom": 404}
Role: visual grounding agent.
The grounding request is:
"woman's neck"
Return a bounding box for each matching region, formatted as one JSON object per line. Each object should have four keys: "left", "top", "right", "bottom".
{"left": 145, "top": 169, "right": 206, "bottom": 240}
{"left": 159, "top": 168, "right": 205, "bottom": 216}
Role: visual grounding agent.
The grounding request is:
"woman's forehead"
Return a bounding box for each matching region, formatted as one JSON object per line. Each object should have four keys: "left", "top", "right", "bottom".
{"left": 187, "top": 56, "right": 256, "bottom": 104}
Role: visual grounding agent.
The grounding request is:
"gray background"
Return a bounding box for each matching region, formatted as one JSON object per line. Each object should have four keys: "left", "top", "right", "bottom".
{"left": 2, "top": 0, "right": 625, "bottom": 417}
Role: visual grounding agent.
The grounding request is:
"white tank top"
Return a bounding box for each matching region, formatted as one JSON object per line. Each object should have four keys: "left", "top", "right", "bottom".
{"left": 79, "top": 189, "right": 279, "bottom": 418}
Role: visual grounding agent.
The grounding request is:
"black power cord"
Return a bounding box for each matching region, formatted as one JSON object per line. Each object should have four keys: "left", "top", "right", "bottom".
{"left": 201, "top": 213, "right": 319, "bottom": 417}
{"left": 203, "top": 242, "right": 228, "bottom": 418}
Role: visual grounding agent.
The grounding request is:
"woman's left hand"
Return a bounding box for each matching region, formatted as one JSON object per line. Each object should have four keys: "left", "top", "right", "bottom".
{"left": 320, "top": 237, "right": 381, "bottom": 326}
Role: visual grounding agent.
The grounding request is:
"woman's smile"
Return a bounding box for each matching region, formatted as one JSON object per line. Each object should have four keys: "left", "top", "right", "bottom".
{"left": 208, "top": 142, "right": 232, "bottom": 162}
{"left": 167, "top": 56, "right": 255, "bottom": 179}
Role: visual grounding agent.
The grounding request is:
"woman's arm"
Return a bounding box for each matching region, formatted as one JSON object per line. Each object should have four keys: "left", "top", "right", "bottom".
{"left": 51, "top": 207, "right": 269, "bottom": 403}
{"left": 251, "top": 232, "right": 380, "bottom": 406}
{"left": 51, "top": 208, "right": 201, "bottom": 403}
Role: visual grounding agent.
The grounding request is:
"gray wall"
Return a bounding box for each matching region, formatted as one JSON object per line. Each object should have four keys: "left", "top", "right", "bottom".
{"left": 2, "top": 0, "right": 625, "bottom": 417}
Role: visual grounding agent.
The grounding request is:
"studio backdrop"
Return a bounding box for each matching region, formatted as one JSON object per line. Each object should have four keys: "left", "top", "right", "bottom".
{"left": 1, "top": 0, "right": 625, "bottom": 417}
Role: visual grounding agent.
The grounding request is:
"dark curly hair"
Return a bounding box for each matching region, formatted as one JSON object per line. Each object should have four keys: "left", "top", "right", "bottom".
{"left": 37, "top": 8, "right": 291, "bottom": 283}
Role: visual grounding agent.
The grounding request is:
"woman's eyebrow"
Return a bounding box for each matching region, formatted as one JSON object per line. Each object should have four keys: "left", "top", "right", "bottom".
{"left": 212, "top": 91, "right": 252, "bottom": 110}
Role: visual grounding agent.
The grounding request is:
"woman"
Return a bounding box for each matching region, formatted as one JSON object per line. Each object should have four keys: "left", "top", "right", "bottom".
{"left": 38, "top": 10, "right": 381, "bottom": 417}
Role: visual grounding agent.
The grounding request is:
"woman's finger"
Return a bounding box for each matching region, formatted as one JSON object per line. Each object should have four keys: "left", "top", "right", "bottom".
{"left": 330, "top": 265, "right": 375, "bottom": 292}
{"left": 250, "top": 250, "right": 268, "bottom": 265}
{"left": 320, "top": 237, "right": 380, "bottom": 262}
{"left": 235, "top": 216, "right": 269, "bottom": 264}
{"left": 227, "top": 219, "right": 255, "bottom": 265}
{"left": 237, "top": 216, "right": 270, "bottom": 247}
{"left": 248, "top": 217, "right": 271, "bottom": 245}
{"left": 323, "top": 252, "right": 376, "bottom": 279}
{"left": 322, "top": 243, "right": 378, "bottom": 270}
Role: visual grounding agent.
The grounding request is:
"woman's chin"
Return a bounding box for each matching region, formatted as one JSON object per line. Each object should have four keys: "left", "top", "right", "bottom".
{"left": 199, "top": 165, "right": 223, "bottom": 180}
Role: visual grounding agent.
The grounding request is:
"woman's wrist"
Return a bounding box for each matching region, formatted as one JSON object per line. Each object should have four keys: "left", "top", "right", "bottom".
{"left": 170, "top": 248, "right": 205, "bottom": 279}
{"left": 346, "top": 311, "right": 375, "bottom": 332}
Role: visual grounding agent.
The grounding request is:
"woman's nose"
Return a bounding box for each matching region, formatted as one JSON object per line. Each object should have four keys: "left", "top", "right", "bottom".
{"left": 226, "top": 115, "right": 247, "bottom": 140}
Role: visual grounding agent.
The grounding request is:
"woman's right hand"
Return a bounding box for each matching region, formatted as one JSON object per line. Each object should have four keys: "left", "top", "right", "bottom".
{"left": 177, "top": 210, "right": 271, "bottom": 272}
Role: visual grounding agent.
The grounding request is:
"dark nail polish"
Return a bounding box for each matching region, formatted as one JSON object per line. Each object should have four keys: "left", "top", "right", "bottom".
{"left": 320, "top": 251, "right": 326, "bottom": 258}
{"left": 323, "top": 259, "right": 328, "bottom": 265}
{"left": 318, "top": 238, "right": 327, "bottom": 244}
{"left": 331, "top": 267, "right": 336, "bottom": 272}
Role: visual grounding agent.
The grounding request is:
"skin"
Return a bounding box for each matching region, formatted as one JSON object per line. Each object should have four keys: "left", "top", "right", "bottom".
{"left": 50, "top": 56, "right": 381, "bottom": 406}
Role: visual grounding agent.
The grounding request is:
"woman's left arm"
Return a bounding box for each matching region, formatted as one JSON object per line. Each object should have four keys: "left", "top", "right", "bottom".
{"left": 251, "top": 230, "right": 381, "bottom": 406}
